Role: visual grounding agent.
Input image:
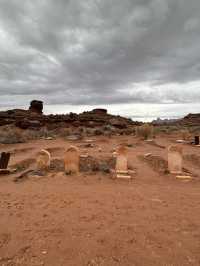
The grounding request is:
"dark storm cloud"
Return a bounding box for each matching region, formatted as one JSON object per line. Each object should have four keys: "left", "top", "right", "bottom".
{"left": 0, "top": 0, "right": 200, "bottom": 107}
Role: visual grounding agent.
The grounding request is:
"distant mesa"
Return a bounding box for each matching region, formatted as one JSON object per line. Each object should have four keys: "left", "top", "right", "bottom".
{"left": 29, "top": 100, "right": 43, "bottom": 114}
{"left": 152, "top": 117, "right": 179, "bottom": 125}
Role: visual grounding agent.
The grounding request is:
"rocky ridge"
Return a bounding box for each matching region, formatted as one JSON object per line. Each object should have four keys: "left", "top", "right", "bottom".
{"left": 0, "top": 100, "right": 141, "bottom": 131}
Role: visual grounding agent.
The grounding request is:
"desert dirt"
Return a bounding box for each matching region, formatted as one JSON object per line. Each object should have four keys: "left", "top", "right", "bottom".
{"left": 0, "top": 135, "right": 200, "bottom": 266}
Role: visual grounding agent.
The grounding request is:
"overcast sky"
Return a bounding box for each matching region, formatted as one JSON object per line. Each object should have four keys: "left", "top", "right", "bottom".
{"left": 0, "top": 0, "right": 200, "bottom": 111}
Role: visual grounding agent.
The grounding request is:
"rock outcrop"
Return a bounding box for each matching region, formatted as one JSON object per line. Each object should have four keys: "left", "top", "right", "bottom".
{"left": 0, "top": 101, "right": 141, "bottom": 132}
{"left": 91, "top": 108, "right": 107, "bottom": 115}
{"left": 29, "top": 100, "right": 43, "bottom": 114}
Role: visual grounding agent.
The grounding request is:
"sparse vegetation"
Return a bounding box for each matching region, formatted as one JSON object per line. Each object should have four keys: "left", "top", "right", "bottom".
{"left": 180, "top": 129, "right": 191, "bottom": 141}
{"left": 0, "top": 126, "right": 25, "bottom": 144}
{"left": 136, "top": 124, "right": 154, "bottom": 140}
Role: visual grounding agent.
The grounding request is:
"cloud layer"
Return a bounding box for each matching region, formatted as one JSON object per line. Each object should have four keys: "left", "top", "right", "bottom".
{"left": 0, "top": 0, "right": 200, "bottom": 107}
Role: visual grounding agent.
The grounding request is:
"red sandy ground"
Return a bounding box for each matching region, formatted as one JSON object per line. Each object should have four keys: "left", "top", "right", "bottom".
{"left": 0, "top": 135, "right": 200, "bottom": 266}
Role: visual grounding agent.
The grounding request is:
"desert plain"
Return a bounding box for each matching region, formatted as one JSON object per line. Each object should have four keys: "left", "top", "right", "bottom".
{"left": 0, "top": 130, "right": 200, "bottom": 266}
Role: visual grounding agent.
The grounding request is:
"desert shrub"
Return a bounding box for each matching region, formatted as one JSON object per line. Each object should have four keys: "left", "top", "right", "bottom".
{"left": 53, "top": 127, "right": 72, "bottom": 138}
{"left": 0, "top": 125, "right": 25, "bottom": 144}
{"left": 79, "top": 155, "right": 115, "bottom": 173}
{"left": 136, "top": 124, "right": 154, "bottom": 140}
{"left": 155, "top": 126, "right": 172, "bottom": 134}
{"left": 94, "top": 128, "right": 104, "bottom": 135}
{"left": 22, "top": 128, "right": 55, "bottom": 141}
{"left": 189, "top": 126, "right": 200, "bottom": 135}
{"left": 180, "top": 129, "right": 191, "bottom": 141}
{"left": 103, "top": 125, "right": 114, "bottom": 131}
{"left": 22, "top": 129, "right": 42, "bottom": 141}
{"left": 156, "top": 125, "right": 182, "bottom": 134}
{"left": 85, "top": 128, "right": 94, "bottom": 135}
{"left": 50, "top": 158, "right": 65, "bottom": 172}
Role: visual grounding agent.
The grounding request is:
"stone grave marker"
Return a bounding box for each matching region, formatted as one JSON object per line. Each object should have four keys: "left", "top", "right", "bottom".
{"left": 0, "top": 152, "right": 11, "bottom": 174}
{"left": 36, "top": 149, "right": 51, "bottom": 171}
{"left": 0, "top": 152, "right": 10, "bottom": 169}
{"left": 64, "top": 146, "right": 79, "bottom": 174}
{"left": 115, "top": 146, "right": 131, "bottom": 179}
{"left": 168, "top": 145, "right": 183, "bottom": 174}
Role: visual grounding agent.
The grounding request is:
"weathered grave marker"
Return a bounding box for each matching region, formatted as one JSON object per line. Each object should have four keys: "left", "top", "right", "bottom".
{"left": 0, "top": 152, "right": 10, "bottom": 169}
{"left": 36, "top": 149, "right": 51, "bottom": 171}
{"left": 116, "top": 146, "right": 128, "bottom": 173}
{"left": 64, "top": 146, "right": 79, "bottom": 174}
{"left": 168, "top": 145, "right": 183, "bottom": 174}
{"left": 115, "top": 146, "right": 131, "bottom": 179}
{"left": 0, "top": 152, "right": 11, "bottom": 174}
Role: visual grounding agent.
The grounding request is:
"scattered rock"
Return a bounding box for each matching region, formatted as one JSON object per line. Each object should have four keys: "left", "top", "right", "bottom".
{"left": 66, "top": 135, "right": 82, "bottom": 141}
{"left": 80, "top": 143, "right": 95, "bottom": 148}
{"left": 109, "top": 118, "right": 128, "bottom": 129}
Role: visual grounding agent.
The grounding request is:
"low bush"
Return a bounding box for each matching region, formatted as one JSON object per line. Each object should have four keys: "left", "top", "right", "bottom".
{"left": 136, "top": 124, "right": 154, "bottom": 140}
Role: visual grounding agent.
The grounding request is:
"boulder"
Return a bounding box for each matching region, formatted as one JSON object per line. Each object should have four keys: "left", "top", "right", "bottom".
{"left": 109, "top": 118, "right": 128, "bottom": 129}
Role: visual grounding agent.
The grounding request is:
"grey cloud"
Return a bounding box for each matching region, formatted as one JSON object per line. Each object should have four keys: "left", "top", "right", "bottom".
{"left": 0, "top": 0, "right": 200, "bottom": 108}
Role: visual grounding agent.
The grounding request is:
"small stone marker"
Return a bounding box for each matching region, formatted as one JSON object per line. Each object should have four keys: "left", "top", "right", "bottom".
{"left": 0, "top": 152, "right": 10, "bottom": 169}
{"left": 194, "top": 136, "right": 200, "bottom": 145}
{"left": 115, "top": 146, "right": 131, "bottom": 179}
{"left": 64, "top": 146, "right": 79, "bottom": 174}
{"left": 36, "top": 150, "right": 51, "bottom": 171}
{"left": 168, "top": 145, "right": 183, "bottom": 174}
{"left": 116, "top": 146, "right": 128, "bottom": 174}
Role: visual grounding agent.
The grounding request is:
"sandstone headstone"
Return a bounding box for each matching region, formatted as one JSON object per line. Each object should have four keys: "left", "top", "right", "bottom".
{"left": 36, "top": 149, "right": 51, "bottom": 171}
{"left": 168, "top": 145, "right": 183, "bottom": 174}
{"left": 64, "top": 146, "right": 79, "bottom": 174}
{"left": 116, "top": 146, "right": 128, "bottom": 174}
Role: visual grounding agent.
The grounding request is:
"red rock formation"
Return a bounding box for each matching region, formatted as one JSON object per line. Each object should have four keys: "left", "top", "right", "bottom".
{"left": 29, "top": 100, "right": 43, "bottom": 114}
